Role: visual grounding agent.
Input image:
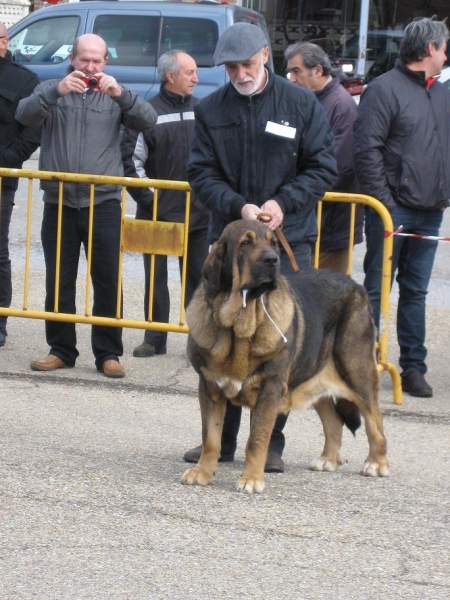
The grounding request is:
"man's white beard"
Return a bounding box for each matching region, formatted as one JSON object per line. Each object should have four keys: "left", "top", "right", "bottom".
{"left": 231, "top": 61, "right": 266, "bottom": 96}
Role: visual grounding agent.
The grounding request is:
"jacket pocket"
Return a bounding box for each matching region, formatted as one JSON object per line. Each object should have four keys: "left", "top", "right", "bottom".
{"left": 0, "top": 88, "right": 18, "bottom": 124}
{"left": 260, "top": 119, "right": 298, "bottom": 156}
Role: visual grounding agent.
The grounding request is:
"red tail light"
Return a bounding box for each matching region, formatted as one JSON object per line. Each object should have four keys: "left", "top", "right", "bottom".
{"left": 342, "top": 78, "right": 364, "bottom": 96}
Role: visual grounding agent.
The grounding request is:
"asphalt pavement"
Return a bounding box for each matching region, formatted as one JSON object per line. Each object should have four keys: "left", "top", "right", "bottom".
{"left": 1, "top": 159, "right": 449, "bottom": 599}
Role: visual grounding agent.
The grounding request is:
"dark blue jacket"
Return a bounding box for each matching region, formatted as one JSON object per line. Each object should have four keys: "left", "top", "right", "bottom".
{"left": 121, "top": 85, "right": 208, "bottom": 233}
{"left": 354, "top": 60, "right": 450, "bottom": 211}
{"left": 315, "top": 76, "right": 363, "bottom": 251}
{"left": 187, "top": 70, "right": 337, "bottom": 245}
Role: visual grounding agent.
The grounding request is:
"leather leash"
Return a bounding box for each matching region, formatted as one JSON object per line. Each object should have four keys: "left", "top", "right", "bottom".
{"left": 257, "top": 213, "right": 300, "bottom": 273}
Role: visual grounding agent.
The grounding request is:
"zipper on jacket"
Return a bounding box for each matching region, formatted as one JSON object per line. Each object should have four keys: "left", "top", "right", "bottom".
{"left": 78, "top": 92, "right": 88, "bottom": 209}
{"left": 247, "top": 96, "right": 257, "bottom": 202}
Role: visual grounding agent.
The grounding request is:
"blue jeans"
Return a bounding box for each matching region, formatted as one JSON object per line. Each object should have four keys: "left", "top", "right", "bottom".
{"left": 0, "top": 189, "right": 15, "bottom": 330}
{"left": 364, "top": 205, "right": 443, "bottom": 375}
{"left": 41, "top": 201, "right": 123, "bottom": 369}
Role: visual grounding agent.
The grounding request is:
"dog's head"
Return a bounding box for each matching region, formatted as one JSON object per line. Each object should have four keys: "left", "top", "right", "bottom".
{"left": 202, "top": 220, "right": 280, "bottom": 302}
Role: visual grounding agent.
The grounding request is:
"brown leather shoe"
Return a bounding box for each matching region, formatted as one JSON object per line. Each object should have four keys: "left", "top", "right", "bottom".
{"left": 100, "top": 359, "right": 125, "bottom": 378}
{"left": 30, "top": 355, "right": 71, "bottom": 371}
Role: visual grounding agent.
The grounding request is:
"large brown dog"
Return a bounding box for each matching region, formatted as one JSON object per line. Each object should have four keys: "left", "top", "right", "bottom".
{"left": 182, "top": 220, "right": 389, "bottom": 494}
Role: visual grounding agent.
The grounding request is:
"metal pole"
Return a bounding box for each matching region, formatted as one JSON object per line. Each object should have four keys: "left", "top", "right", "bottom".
{"left": 357, "top": 0, "right": 370, "bottom": 77}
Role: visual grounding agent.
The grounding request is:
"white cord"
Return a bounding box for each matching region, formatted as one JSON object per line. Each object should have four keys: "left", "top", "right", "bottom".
{"left": 260, "top": 296, "right": 287, "bottom": 343}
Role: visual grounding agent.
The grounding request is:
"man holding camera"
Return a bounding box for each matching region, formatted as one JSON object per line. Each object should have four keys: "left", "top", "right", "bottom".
{"left": 16, "top": 34, "right": 157, "bottom": 378}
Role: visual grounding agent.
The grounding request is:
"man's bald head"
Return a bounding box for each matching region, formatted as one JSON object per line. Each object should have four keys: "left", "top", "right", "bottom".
{"left": 71, "top": 34, "right": 108, "bottom": 60}
{"left": 70, "top": 33, "right": 109, "bottom": 75}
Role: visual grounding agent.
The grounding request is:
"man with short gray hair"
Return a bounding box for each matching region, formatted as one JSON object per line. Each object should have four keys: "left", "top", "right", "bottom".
{"left": 354, "top": 16, "right": 450, "bottom": 398}
{"left": 285, "top": 42, "right": 362, "bottom": 273}
{"left": 121, "top": 50, "right": 209, "bottom": 358}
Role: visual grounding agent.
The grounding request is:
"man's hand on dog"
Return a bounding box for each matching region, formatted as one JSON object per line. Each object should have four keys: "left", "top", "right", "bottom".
{"left": 241, "top": 200, "right": 284, "bottom": 230}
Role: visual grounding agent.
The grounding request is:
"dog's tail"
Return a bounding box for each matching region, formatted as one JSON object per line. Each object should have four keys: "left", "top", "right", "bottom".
{"left": 335, "top": 398, "right": 361, "bottom": 436}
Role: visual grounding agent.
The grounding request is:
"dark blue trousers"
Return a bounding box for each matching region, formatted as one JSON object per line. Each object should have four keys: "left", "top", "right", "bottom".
{"left": 0, "top": 189, "right": 15, "bottom": 330}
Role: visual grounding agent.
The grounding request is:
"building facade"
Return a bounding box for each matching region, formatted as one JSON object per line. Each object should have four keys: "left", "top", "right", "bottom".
{"left": 0, "top": 0, "right": 31, "bottom": 28}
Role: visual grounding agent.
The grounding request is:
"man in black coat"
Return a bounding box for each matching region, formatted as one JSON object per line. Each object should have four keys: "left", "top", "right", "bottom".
{"left": 0, "top": 22, "right": 40, "bottom": 347}
{"left": 184, "top": 23, "right": 337, "bottom": 473}
{"left": 354, "top": 17, "right": 450, "bottom": 398}
{"left": 121, "top": 50, "right": 209, "bottom": 358}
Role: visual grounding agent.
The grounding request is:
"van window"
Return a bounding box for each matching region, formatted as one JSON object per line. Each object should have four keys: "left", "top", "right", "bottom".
{"left": 8, "top": 16, "right": 79, "bottom": 64}
{"left": 92, "top": 15, "right": 219, "bottom": 68}
{"left": 160, "top": 17, "right": 218, "bottom": 67}
{"left": 93, "top": 15, "right": 159, "bottom": 66}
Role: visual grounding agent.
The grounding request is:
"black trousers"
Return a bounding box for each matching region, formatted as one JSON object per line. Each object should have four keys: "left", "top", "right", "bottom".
{"left": 0, "top": 189, "right": 14, "bottom": 330}
{"left": 221, "top": 241, "right": 313, "bottom": 457}
{"left": 142, "top": 227, "right": 209, "bottom": 350}
{"left": 41, "top": 201, "right": 123, "bottom": 369}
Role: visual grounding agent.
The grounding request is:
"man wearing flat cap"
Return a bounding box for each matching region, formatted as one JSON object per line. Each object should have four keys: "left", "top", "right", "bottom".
{"left": 185, "top": 22, "right": 337, "bottom": 473}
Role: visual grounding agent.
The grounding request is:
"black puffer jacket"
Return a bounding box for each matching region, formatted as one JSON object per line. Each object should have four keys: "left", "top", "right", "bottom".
{"left": 0, "top": 50, "right": 40, "bottom": 191}
{"left": 187, "top": 70, "right": 337, "bottom": 245}
{"left": 121, "top": 85, "right": 208, "bottom": 233}
{"left": 354, "top": 60, "right": 450, "bottom": 211}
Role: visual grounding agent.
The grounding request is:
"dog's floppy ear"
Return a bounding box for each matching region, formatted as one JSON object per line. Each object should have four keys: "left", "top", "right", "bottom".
{"left": 202, "top": 239, "right": 227, "bottom": 298}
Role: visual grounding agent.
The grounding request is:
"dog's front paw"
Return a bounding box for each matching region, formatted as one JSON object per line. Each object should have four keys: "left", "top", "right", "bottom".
{"left": 236, "top": 475, "right": 265, "bottom": 494}
{"left": 181, "top": 466, "right": 215, "bottom": 486}
{"left": 361, "top": 461, "right": 390, "bottom": 477}
{"left": 309, "top": 456, "right": 341, "bottom": 472}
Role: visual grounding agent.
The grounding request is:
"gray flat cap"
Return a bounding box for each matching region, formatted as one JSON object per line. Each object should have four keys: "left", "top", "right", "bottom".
{"left": 213, "top": 22, "right": 268, "bottom": 66}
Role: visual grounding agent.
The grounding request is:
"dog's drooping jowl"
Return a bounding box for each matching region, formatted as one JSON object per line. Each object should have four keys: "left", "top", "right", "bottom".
{"left": 182, "top": 220, "right": 388, "bottom": 494}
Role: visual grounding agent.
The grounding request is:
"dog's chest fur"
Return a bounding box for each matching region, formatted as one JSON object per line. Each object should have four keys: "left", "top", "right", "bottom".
{"left": 187, "top": 286, "right": 295, "bottom": 406}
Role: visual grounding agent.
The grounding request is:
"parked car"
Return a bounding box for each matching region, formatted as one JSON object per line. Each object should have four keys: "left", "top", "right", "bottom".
{"left": 335, "top": 29, "right": 450, "bottom": 82}
{"left": 438, "top": 65, "right": 450, "bottom": 89}
{"left": 6, "top": 0, "right": 272, "bottom": 99}
{"left": 334, "top": 29, "right": 404, "bottom": 81}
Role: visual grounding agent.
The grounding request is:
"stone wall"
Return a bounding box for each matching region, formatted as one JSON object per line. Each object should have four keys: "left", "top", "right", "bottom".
{"left": 0, "top": 0, "right": 32, "bottom": 28}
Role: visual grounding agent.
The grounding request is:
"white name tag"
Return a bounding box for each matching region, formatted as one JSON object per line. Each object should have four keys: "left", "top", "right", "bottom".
{"left": 265, "top": 120, "right": 296, "bottom": 139}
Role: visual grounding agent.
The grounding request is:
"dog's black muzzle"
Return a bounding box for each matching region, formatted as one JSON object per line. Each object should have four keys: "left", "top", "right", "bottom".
{"left": 240, "top": 250, "right": 280, "bottom": 300}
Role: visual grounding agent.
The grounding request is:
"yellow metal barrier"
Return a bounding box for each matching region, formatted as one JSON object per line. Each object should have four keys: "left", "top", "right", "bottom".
{"left": 0, "top": 168, "right": 401, "bottom": 403}
{"left": 319, "top": 192, "right": 402, "bottom": 405}
{"left": 0, "top": 167, "right": 191, "bottom": 334}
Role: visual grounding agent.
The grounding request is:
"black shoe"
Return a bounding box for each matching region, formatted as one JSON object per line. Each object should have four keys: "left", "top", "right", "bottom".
{"left": 0, "top": 328, "right": 7, "bottom": 347}
{"left": 265, "top": 451, "right": 285, "bottom": 473}
{"left": 183, "top": 444, "right": 235, "bottom": 463}
{"left": 132, "top": 341, "right": 167, "bottom": 358}
{"left": 401, "top": 371, "right": 433, "bottom": 398}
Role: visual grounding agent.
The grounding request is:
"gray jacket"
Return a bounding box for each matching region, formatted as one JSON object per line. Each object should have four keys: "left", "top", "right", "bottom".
{"left": 16, "top": 79, "right": 157, "bottom": 207}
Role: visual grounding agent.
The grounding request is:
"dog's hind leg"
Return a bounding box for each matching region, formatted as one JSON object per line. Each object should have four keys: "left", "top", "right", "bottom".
{"left": 357, "top": 398, "right": 389, "bottom": 477}
{"left": 337, "top": 355, "right": 389, "bottom": 477}
{"left": 310, "top": 396, "right": 344, "bottom": 472}
{"left": 334, "top": 290, "right": 389, "bottom": 477}
{"left": 181, "top": 377, "right": 226, "bottom": 487}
